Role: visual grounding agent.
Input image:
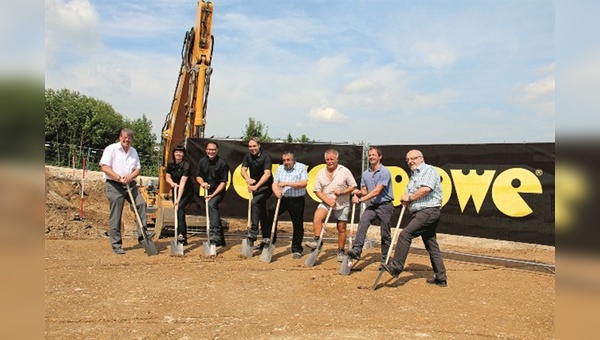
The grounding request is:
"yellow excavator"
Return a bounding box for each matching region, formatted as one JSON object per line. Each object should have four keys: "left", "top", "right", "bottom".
{"left": 141, "top": 0, "right": 214, "bottom": 236}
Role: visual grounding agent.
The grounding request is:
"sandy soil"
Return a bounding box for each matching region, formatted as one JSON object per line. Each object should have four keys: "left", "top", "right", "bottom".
{"left": 45, "top": 166, "right": 555, "bottom": 339}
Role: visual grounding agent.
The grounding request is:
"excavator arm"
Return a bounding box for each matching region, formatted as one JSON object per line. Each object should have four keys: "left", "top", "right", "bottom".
{"left": 143, "top": 0, "right": 214, "bottom": 234}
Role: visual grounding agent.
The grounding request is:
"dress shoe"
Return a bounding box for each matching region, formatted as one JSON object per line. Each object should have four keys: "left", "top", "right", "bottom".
{"left": 380, "top": 263, "right": 402, "bottom": 278}
{"left": 426, "top": 278, "right": 448, "bottom": 287}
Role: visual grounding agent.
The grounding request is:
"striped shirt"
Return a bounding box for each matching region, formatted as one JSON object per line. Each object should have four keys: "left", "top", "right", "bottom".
{"left": 406, "top": 162, "right": 443, "bottom": 213}
{"left": 273, "top": 162, "right": 308, "bottom": 198}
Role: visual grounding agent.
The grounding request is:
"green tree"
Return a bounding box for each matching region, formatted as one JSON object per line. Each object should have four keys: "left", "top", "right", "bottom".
{"left": 126, "top": 114, "right": 158, "bottom": 176}
{"left": 286, "top": 133, "right": 293, "bottom": 143}
{"left": 45, "top": 88, "right": 158, "bottom": 176}
{"left": 296, "top": 134, "right": 311, "bottom": 143}
{"left": 242, "top": 117, "right": 271, "bottom": 142}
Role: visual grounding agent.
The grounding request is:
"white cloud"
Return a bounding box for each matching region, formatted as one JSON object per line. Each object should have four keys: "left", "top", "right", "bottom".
{"left": 412, "top": 42, "right": 458, "bottom": 69}
{"left": 316, "top": 55, "right": 349, "bottom": 76}
{"left": 45, "top": 0, "right": 101, "bottom": 65}
{"left": 511, "top": 74, "right": 554, "bottom": 115}
{"left": 308, "top": 107, "right": 347, "bottom": 123}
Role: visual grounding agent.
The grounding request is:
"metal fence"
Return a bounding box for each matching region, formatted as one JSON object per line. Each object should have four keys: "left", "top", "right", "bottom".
{"left": 44, "top": 142, "right": 159, "bottom": 176}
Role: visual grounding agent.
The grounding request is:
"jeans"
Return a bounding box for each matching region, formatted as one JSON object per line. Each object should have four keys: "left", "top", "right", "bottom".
{"left": 352, "top": 201, "right": 394, "bottom": 258}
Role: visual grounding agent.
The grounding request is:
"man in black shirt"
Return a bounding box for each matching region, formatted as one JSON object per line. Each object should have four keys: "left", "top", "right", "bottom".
{"left": 195, "top": 141, "right": 229, "bottom": 247}
{"left": 240, "top": 137, "right": 274, "bottom": 248}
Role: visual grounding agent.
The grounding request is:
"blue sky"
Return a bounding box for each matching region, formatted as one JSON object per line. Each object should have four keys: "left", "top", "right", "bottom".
{"left": 44, "top": 0, "right": 557, "bottom": 145}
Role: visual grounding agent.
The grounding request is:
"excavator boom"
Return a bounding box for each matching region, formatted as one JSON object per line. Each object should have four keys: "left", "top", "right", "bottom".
{"left": 143, "top": 1, "right": 214, "bottom": 235}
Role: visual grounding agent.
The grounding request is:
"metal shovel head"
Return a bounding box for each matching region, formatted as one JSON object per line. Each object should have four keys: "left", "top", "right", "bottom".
{"left": 170, "top": 239, "right": 184, "bottom": 256}
{"left": 259, "top": 244, "right": 275, "bottom": 263}
{"left": 339, "top": 255, "right": 351, "bottom": 275}
{"left": 241, "top": 239, "right": 253, "bottom": 258}
{"left": 304, "top": 248, "right": 321, "bottom": 267}
{"left": 203, "top": 241, "right": 216, "bottom": 257}
{"left": 141, "top": 239, "right": 158, "bottom": 256}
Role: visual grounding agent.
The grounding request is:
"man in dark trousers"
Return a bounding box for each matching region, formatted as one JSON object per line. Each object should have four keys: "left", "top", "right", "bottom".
{"left": 99, "top": 128, "right": 153, "bottom": 254}
{"left": 240, "top": 137, "right": 273, "bottom": 247}
{"left": 381, "top": 149, "right": 448, "bottom": 287}
{"left": 195, "top": 141, "right": 229, "bottom": 247}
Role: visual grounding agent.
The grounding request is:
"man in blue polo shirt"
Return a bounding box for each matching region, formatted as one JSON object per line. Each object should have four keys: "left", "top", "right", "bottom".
{"left": 348, "top": 146, "right": 394, "bottom": 266}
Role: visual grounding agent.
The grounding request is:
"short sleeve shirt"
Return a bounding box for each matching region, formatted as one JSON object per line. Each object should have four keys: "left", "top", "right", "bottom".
{"left": 195, "top": 156, "right": 229, "bottom": 195}
{"left": 98, "top": 142, "right": 141, "bottom": 180}
{"left": 313, "top": 165, "right": 357, "bottom": 209}
{"left": 242, "top": 151, "right": 273, "bottom": 187}
{"left": 360, "top": 164, "right": 394, "bottom": 204}
{"left": 273, "top": 162, "right": 308, "bottom": 198}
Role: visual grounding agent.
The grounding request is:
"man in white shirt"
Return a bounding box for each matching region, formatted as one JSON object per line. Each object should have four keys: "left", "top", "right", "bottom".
{"left": 99, "top": 128, "right": 153, "bottom": 254}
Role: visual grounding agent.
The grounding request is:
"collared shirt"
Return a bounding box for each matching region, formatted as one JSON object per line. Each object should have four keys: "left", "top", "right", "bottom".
{"left": 313, "top": 164, "right": 357, "bottom": 210}
{"left": 242, "top": 151, "right": 273, "bottom": 187}
{"left": 360, "top": 164, "right": 394, "bottom": 204}
{"left": 407, "top": 162, "right": 443, "bottom": 212}
{"left": 196, "top": 156, "right": 229, "bottom": 194}
{"left": 99, "top": 142, "right": 141, "bottom": 179}
{"left": 166, "top": 159, "right": 193, "bottom": 192}
{"left": 274, "top": 162, "right": 308, "bottom": 198}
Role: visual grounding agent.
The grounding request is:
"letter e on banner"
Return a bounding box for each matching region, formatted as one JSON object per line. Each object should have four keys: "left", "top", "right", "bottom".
{"left": 491, "top": 168, "right": 542, "bottom": 217}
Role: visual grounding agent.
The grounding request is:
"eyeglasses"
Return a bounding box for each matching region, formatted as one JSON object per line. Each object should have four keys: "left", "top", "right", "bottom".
{"left": 406, "top": 155, "right": 422, "bottom": 162}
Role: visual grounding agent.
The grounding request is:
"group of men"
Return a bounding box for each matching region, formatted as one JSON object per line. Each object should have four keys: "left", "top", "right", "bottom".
{"left": 99, "top": 128, "right": 448, "bottom": 287}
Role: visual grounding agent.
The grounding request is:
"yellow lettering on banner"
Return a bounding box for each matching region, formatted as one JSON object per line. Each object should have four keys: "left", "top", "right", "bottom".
{"left": 491, "top": 168, "right": 542, "bottom": 217}
{"left": 436, "top": 166, "right": 452, "bottom": 207}
{"left": 388, "top": 166, "right": 409, "bottom": 207}
{"left": 450, "top": 169, "right": 496, "bottom": 213}
{"left": 306, "top": 164, "right": 326, "bottom": 202}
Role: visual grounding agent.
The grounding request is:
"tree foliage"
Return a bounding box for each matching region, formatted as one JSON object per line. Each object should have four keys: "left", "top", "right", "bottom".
{"left": 45, "top": 88, "right": 159, "bottom": 176}
{"left": 242, "top": 117, "right": 271, "bottom": 142}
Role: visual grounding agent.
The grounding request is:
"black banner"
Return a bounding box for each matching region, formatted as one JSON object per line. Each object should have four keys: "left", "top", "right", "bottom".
{"left": 183, "top": 139, "right": 554, "bottom": 246}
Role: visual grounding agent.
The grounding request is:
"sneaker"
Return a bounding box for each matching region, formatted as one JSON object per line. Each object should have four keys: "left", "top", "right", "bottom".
{"left": 292, "top": 252, "right": 302, "bottom": 259}
{"left": 304, "top": 239, "right": 322, "bottom": 250}
{"left": 426, "top": 278, "right": 448, "bottom": 287}
{"left": 336, "top": 249, "right": 345, "bottom": 263}
{"left": 347, "top": 248, "right": 361, "bottom": 261}
{"left": 138, "top": 230, "right": 155, "bottom": 244}
{"left": 113, "top": 248, "right": 126, "bottom": 255}
{"left": 380, "top": 263, "right": 402, "bottom": 278}
{"left": 254, "top": 238, "right": 270, "bottom": 250}
{"left": 246, "top": 231, "right": 258, "bottom": 242}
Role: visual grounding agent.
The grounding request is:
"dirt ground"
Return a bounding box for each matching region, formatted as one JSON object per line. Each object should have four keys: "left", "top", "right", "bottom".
{"left": 45, "top": 166, "right": 555, "bottom": 339}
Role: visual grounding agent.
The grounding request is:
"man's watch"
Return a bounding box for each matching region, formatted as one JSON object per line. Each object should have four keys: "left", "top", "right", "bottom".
{"left": 408, "top": 195, "right": 413, "bottom": 202}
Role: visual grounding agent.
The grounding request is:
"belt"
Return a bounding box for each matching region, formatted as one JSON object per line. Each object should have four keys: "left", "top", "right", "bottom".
{"left": 282, "top": 196, "right": 304, "bottom": 199}
{"left": 410, "top": 206, "right": 441, "bottom": 213}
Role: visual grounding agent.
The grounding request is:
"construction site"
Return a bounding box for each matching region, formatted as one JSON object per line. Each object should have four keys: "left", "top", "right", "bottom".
{"left": 45, "top": 165, "right": 554, "bottom": 339}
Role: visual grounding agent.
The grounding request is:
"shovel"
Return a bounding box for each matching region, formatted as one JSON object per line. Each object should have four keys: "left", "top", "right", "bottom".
{"left": 304, "top": 207, "right": 333, "bottom": 267}
{"left": 126, "top": 184, "right": 158, "bottom": 256}
{"left": 202, "top": 193, "right": 217, "bottom": 257}
{"left": 260, "top": 198, "right": 281, "bottom": 263}
{"left": 240, "top": 193, "right": 253, "bottom": 258}
{"left": 170, "top": 187, "right": 184, "bottom": 256}
{"left": 372, "top": 205, "right": 406, "bottom": 290}
{"left": 339, "top": 202, "right": 357, "bottom": 275}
